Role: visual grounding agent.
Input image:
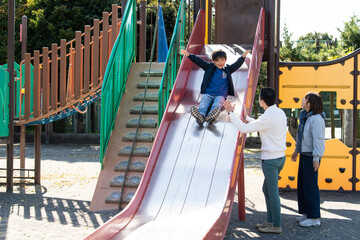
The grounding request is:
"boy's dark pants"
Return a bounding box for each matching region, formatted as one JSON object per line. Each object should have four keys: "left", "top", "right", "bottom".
{"left": 297, "top": 154, "right": 321, "bottom": 219}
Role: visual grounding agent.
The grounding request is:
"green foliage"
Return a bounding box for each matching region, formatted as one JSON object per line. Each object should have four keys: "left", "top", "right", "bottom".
{"left": 0, "top": 0, "right": 121, "bottom": 65}
{"left": 280, "top": 15, "right": 360, "bottom": 63}
{"left": 338, "top": 15, "right": 360, "bottom": 51}
{"left": 280, "top": 24, "right": 300, "bottom": 61}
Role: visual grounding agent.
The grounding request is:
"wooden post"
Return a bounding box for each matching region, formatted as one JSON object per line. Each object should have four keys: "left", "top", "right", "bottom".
{"left": 75, "top": 31, "right": 82, "bottom": 99}
{"left": 33, "top": 50, "right": 40, "bottom": 117}
{"left": 93, "top": 19, "right": 100, "bottom": 86}
{"left": 51, "top": 43, "right": 58, "bottom": 110}
{"left": 84, "top": 26, "right": 91, "bottom": 94}
{"left": 111, "top": 4, "right": 118, "bottom": 50}
{"left": 20, "top": 15, "right": 28, "bottom": 175}
{"left": 139, "top": 0, "right": 146, "bottom": 62}
{"left": 7, "top": 0, "right": 15, "bottom": 191}
{"left": 59, "top": 40, "right": 66, "bottom": 106}
{"left": 101, "top": 12, "right": 109, "bottom": 80}
{"left": 42, "top": 47, "right": 49, "bottom": 115}
{"left": 34, "top": 125, "right": 41, "bottom": 184}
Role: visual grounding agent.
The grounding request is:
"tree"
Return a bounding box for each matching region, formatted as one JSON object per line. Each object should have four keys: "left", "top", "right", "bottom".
{"left": 0, "top": 0, "right": 122, "bottom": 65}
{"left": 338, "top": 15, "right": 360, "bottom": 51}
{"left": 280, "top": 24, "right": 300, "bottom": 61}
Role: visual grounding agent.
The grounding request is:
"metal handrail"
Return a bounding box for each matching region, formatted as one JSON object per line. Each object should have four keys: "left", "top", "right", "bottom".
{"left": 158, "top": 0, "right": 186, "bottom": 122}
{"left": 100, "top": 0, "right": 136, "bottom": 166}
{"left": 117, "top": 2, "right": 162, "bottom": 211}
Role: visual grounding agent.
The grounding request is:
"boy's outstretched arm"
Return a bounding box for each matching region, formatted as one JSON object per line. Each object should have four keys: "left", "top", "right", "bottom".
{"left": 181, "top": 49, "right": 210, "bottom": 70}
{"left": 228, "top": 50, "right": 252, "bottom": 73}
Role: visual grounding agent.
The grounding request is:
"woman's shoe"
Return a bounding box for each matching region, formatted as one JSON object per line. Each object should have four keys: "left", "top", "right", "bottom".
{"left": 299, "top": 218, "right": 321, "bottom": 227}
{"left": 296, "top": 215, "right": 307, "bottom": 222}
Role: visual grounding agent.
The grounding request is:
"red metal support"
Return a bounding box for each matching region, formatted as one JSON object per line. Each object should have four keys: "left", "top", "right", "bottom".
{"left": 238, "top": 152, "right": 245, "bottom": 220}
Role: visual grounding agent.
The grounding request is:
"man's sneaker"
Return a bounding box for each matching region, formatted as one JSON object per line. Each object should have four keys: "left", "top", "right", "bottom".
{"left": 299, "top": 218, "right": 321, "bottom": 227}
{"left": 258, "top": 226, "right": 282, "bottom": 234}
{"left": 255, "top": 222, "right": 272, "bottom": 229}
{"left": 296, "top": 215, "right": 307, "bottom": 222}
{"left": 205, "top": 108, "right": 221, "bottom": 123}
{"left": 190, "top": 106, "right": 205, "bottom": 124}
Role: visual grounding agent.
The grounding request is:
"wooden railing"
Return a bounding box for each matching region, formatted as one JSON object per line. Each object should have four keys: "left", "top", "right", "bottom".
{"left": 19, "top": 4, "right": 122, "bottom": 125}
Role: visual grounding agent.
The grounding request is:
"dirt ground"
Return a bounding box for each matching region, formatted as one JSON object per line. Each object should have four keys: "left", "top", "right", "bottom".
{"left": 0, "top": 144, "right": 359, "bottom": 240}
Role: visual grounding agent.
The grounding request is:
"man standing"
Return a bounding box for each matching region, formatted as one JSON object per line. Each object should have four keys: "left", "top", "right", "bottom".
{"left": 224, "top": 87, "right": 287, "bottom": 234}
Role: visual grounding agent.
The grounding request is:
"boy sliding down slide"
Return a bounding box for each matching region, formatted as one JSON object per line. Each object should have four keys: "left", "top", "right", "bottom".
{"left": 181, "top": 49, "right": 251, "bottom": 125}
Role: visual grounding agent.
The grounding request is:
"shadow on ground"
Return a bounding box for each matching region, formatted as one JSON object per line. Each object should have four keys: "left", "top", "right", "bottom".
{"left": 0, "top": 184, "right": 117, "bottom": 240}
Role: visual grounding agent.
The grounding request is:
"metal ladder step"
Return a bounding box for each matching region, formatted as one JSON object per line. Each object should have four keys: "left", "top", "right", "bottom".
{"left": 105, "top": 190, "right": 135, "bottom": 204}
{"left": 130, "top": 105, "right": 158, "bottom": 114}
{"left": 118, "top": 145, "right": 151, "bottom": 157}
{"left": 137, "top": 80, "right": 161, "bottom": 89}
{"left": 110, "top": 173, "right": 142, "bottom": 188}
{"left": 114, "top": 159, "right": 147, "bottom": 172}
{"left": 122, "top": 131, "right": 154, "bottom": 142}
{"left": 126, "top": 118, "right": 157, "bottom": 128}
{"left": 140, "top": 69, "right": 164, "bottom": 77}
{"left": 133, "top": 91, "right": 159, "bottom": 101}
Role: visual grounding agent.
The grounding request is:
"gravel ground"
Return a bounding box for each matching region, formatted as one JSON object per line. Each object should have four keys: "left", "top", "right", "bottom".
{"left": 1, "top": 144, "right": 359, "bottom": 240}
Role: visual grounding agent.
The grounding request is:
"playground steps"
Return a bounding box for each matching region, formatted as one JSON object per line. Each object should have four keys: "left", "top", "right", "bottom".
{"left": 90, "top": 62, "right": 164, "bottom": 211}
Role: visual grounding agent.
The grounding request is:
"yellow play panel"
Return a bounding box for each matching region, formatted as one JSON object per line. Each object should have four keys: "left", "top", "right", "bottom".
{"left": 279, "top": 132, "right": 353, "bottom": 191}
{"left": 279, "top": 56, "right": 360, "bottom": 110}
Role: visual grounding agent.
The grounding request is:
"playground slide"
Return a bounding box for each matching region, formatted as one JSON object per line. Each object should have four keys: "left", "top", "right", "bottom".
{"left": 85, "top": 9, "right": 264, "bottom": 240}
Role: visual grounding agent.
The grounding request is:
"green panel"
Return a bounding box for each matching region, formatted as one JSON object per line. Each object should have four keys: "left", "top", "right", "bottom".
{"left": 0, "top": 66, "right": 9, "bottom": 137}
{"left": 158, "top": 0, "right": 186, "bottom": 123}
{"left": 100, "top": 0, "right": 136, "bottom": 166}
{"left": 0, "top": 62, "right": 33, "bottom": 119}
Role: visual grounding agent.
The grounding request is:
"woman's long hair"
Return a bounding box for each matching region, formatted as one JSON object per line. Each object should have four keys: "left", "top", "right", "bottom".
{"left": 305, "top": 92, "right": 323, "bottom": 114}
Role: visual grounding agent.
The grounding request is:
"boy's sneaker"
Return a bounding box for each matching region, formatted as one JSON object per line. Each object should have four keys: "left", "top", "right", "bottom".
{"left": 258, "top": 226, "right": 282, "bottom": 234}
{"left": 299, "top": 218, "right": 321, "bottom": 227}
{"left": 205, "top": 108, "right": 221, "bottom": 123}
{"left": 190, "top": 106, "right": 205, "bottom": 125}
{"left": 255, "top": 222, "right": 272, "bottom": 229}
{"left": 296, "top": 215, "right": 307, "bottom": 222}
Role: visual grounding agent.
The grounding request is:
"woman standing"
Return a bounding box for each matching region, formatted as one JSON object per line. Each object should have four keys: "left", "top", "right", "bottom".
{"left": 291, "top": 92, "right": 325, "bottom": 227}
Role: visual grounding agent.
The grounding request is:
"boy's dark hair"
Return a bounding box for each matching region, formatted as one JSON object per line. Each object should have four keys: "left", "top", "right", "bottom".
{"left": 259, "top": 87, "right": 276, "bottom": 106}
{"left": 212, "top": 50, "right": 227, "bottom": 61}
{"left": 305, "top": 92, "right": 323, "bottom": 114}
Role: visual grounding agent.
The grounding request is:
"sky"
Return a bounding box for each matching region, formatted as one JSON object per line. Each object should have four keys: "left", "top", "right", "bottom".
{"left": 280, "top": 0, "right": 360, "bottom": 41}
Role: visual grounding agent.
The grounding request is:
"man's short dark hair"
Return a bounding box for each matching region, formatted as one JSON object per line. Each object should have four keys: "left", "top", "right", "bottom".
{"left": 212, "top": 50, "right": 227, "bottom": 61}
{"left": 259, "top": 87, "right": 276, "bottom": 106}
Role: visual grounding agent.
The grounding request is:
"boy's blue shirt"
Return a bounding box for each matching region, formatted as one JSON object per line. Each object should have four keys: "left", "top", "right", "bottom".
{"left": 204, "top": 67, "right": 228, "bottom": 97}
{"left": 187, "top": 53, "right": 246, "bottom": 97}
